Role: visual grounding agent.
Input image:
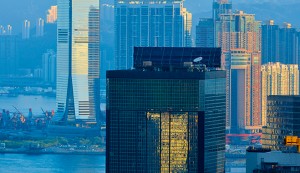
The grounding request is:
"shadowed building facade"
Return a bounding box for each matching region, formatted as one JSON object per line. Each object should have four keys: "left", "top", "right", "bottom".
{"left": 262, "top": 96, "right": 300, "bottom": 151}
{"left": 106, "top": 47, "right": 226, "bottom": 172}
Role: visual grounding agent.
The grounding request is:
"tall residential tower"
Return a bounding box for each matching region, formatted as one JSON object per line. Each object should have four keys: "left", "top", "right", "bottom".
{"left": 216, "top": 11, "right": 262, "bottom": 133}
{"left": 261, "top": 63, "right": 299, "bottom": 126}
{"left": 56, "top": 0, "right": 100, "bottom": 122}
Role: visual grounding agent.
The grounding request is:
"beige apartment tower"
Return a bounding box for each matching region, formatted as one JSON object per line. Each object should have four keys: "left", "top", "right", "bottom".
{"left": 261, "top": 62, "right": 299, "bottom": 126}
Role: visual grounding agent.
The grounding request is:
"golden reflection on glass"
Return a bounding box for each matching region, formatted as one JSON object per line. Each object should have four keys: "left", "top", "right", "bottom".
{"left": 147, "top": 112, "right": 188, "bottom": 172}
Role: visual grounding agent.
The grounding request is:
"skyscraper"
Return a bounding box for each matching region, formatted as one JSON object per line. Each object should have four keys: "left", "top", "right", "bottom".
{"left": 196, "top": 0, "right": 232, "bottom": 48}
{"left": 42, "top": 50, "right": 57, "bottom": 85}
{"left": 56, "top": 0, "right": 100, "bottom": 122}
{"left": 114, "top": 0, "right": 192, "bottom": 69}
{"left": 22, "top": 20, "right": 30, "bottom": 39}
{"left": 261, "top": 20, "right": 280, "bottom": 64}
{"left": 196, "top": 18, "right": 214, "bottom": 47}
{"left": 262, "top": 96, "right": 300, "bottom": 151}
{"left": 261, "top": 63, "right": 299, "bottom": 126}
{"left": 47, "top": 6, "right": 58, "bottom": 23}
{"left": 36, "top": 18, "right": 44, "bottom": 37}
{"left": 107, "top": 47, "right": 226, "bottom": 173}
{"left": 279, "top": 23, "right": 298, "bottom": 64}
{"left": 212, "top": 0, "right": 232, "bottom": 21}
{"left": 215, "top": 11, "right": 262, "bottom": 133}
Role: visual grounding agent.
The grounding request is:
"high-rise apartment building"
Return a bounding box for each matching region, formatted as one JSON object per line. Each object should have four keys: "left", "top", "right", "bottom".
{"left": 107, "top": 47, "right": 226, "bottom": 173}
{"left": 261, "top": 63, "right": 299, "bottom": 126}
{"left": 261, "top": 20, "right": 280, "bottom": 64}
{"left": 56, "top": 0, "right": 100, "bottom": 122}
{"left": 262, "top": 96, "right": 300, "bottom": 151}
{"left": 22, "top": 20, "right": 30, "bottom": 39}
{"left": 215, "top": 11, "right": 262, "bottom": 133}
{"left": 42, "top": 50, "right": 56, "bottom": 85}
{"left": 114, "top": 0, "right": 192, "bottom": 69}
{"left": 225, "top": 50, "right": 261, "bottom": 133}
{"left": 36, "top": 18, "right": 44, "bottom": 37}
{"left": 47, "top": 6, "right": 58, "bottom": 23}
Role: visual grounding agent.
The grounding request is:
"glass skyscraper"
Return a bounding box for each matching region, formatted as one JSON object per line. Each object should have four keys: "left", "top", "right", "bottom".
{"left": 196, "top": 18, "right": 214, "bottom": 47}
{"left": 56, "top": 0, "right": 100, "bottom": 122}
{"left": 107, "top": 47, "right": 226, "bottom": 172}
{"left": 114, "top": 0, "right": 192, "bottom": 70}
{"left": 261, "top": 20, "right": 280, "bottom": 64}
{"left": 262, "top": 96, "right": 300, "bottom": 151}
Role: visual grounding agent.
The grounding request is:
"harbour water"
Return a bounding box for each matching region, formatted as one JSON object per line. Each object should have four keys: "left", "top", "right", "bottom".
{"left": 0, "top": 95, "right": 106, "bottom": 172}
{"left": 0, "top": 154, "right": 105, "bottom": 173}
{"left": 0, "top": 95, "right": 56, "bottom": 115}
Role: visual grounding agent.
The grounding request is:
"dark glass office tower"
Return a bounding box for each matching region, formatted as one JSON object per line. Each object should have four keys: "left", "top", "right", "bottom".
{"left": 262, "top": 95, "right": 300, "bottom": 151}
{"left": 196, "top": 18, "right": 214, "bottom": 47}
{"left": 261, "top": 20, "right": 280, "bottom": 64}
{"left": 106, "top": 47, "right": 226, "bottom": 173}
{"left": 279, "top": 23, "right": 298, "bottom": 64}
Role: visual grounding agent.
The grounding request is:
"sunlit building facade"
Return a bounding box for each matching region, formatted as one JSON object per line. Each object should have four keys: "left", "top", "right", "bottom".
{"left": 56, "top": 0, "right": 100, "bottom": 122}
{"left": 47, "top": 6, "right": 58, "bottom": 23}
{"left": 261, "top": 63, "right": 299, "bottom": 126}
{"left": 114, "top": 0, "right": 192, "bottom": 69}
{"left": 226, "top": 50, "right": 261, "bottom": 133}
{"left": 107, "top": 47, "right": 226, "bottom": 173}
{"left": 216, "top": 11, "right": 262, "bottom": 133}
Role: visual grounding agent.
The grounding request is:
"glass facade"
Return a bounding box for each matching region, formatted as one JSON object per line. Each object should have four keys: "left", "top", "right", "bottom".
{"left": 56, "top": 0, "right": 100, "bottom": 121}
{"left": 262, "top": 96, "right": 300, "bottom": 151}
{"left": 114, "top": 2, "right": 192, "bottom": 69}
{"left": 106, "top": 70, "right": 226, "bottom": 172}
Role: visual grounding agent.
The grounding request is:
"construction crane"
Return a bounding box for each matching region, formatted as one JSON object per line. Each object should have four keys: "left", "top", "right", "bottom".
{"left": 12, "top": 106, "right": 26, "bottom": 124}
{"left": 284, "top": 136, "right": 300, "bottom": 153}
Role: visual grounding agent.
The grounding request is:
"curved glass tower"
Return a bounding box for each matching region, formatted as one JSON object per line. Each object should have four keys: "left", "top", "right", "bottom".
{"left": 56, "top": 0, "right": 100, "bottom": 122}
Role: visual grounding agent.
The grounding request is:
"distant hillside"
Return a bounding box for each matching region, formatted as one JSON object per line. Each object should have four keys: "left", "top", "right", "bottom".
{"left": 235, "top": 2, "right": 300, "bottom": 27}
{"left": 188, "top": 0, "right": 300, "bottom": 39}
